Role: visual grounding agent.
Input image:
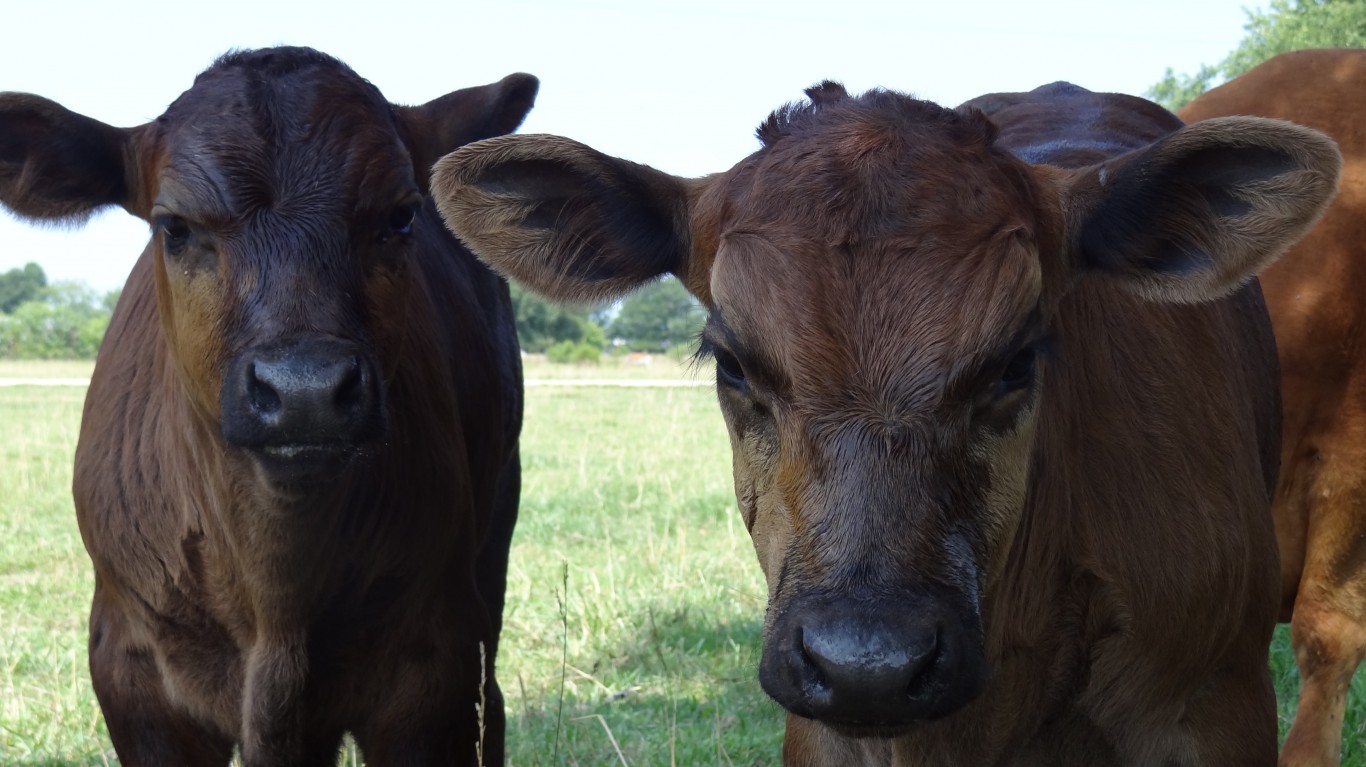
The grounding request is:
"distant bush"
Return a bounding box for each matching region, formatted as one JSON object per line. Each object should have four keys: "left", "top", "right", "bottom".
{"left": 570, "top": 343, "right": 601, "bottom": 364}
{"left": 546, "top": 340, "right": 601, "bottom": 365}
{"left": 510, "top": 282, "right": 607, "bottom": 353}
{"left": 0, "top": 280, "right": 114, "bottom": 359}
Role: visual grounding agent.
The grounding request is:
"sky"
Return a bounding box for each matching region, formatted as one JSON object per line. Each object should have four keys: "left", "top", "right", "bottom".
{"left": 0, "top": 0, "right": 1262, "bottom": 293}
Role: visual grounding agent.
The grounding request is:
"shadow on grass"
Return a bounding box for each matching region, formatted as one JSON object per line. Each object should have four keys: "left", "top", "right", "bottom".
{"left": 506, "top": 609, "right": 782, "bottom": 767}
{"left": 505, "top": 617, "right": 1366, "bottom": 767}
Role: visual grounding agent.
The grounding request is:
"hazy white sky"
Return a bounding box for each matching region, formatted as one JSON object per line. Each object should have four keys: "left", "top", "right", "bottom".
{"left": 1, "top": 0, "right": 1261, "bottom": 292}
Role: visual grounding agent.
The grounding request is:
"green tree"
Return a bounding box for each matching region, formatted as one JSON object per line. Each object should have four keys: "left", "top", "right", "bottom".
{"left": 509, "top": 282, "right": 605, "bottom": 353}
{"left": 608, "top": 277, "right": 706, "bottom": 352}
{"left": 1149, "top": 0, "right": 1366, "bottom": 110}
{"left": 102, "top": 287, "right": 123, "bottom": 314}
{"left": 0, "top": 262, "right": 48, "bottom": 313}
{"left": 0, "top": 280, "right": 110, "bottom": 359}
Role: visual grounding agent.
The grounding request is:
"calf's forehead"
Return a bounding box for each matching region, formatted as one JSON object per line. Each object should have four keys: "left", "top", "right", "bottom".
{"left": 706, "top": 121, "right": 1045, "bottom": 408}
{"left": 150, "top": 51, "right": 412, "bottom": 216}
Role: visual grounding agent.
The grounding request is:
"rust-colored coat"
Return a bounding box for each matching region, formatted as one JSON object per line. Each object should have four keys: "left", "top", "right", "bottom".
{"left": 0, "top": 47, "right": 534, "bottom": 766}
{"left": 431, "top": 82, "right": 1340, "bottom": 765}
{"left": 1181, "top": 48, "right": 1366, "bottom": 767}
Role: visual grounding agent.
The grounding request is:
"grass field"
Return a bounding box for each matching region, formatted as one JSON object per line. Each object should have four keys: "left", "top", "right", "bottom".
{"left": 0, "top": 364, "right": 1362, "bottom": 766}
{"left": 0, "top": 360, "right": 96, "bottom": 379}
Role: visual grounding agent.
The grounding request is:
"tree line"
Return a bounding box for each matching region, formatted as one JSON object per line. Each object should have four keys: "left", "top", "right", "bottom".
{"left": 0, "top": 261, "right": 704, "bottom": 361}
{"left": 512, "top": 276, "right": 705, "bottom": 363}
{"left": 0, "top": 263, "right": 118, "bottom": 359}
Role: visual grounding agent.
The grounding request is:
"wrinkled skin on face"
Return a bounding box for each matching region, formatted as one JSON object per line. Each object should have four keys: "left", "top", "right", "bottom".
{"left": 698, "top": 108, "right": 1050, "bottom": 729}
{"left": 144, "top": 55, "right": 418, "bottom": 474}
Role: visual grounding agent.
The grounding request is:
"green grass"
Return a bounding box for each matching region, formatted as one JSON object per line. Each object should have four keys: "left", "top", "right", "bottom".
{"left": 502, "top": 385, "right": 777, "bottom": 765}
{"left": 1, "top": 380, "right": 1363, "bottom": 766}
{"left": 0, "top": 382, "right": 779, "bottom": 766}
{"left": 0, "top": 385, "right": 112, "bottom": 765}
{"left": 0, "top": 360, "right": 95, "bottom": 379}
{"left": 521, "top": 352, "right": 702, "bottom": 382}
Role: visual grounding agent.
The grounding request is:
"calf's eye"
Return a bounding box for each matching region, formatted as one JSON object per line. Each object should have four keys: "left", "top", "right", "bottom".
{"left": 999, "top": 346, "right": 1037, "bottom": 393}
{"left": 381, "top": 204, "right": 417, "bottom": 242}
{"left": 715, "top": 348, "right": 747, "bottom": 390}
{"left": 155, "top": 215, "right": 192, "bottom": 255}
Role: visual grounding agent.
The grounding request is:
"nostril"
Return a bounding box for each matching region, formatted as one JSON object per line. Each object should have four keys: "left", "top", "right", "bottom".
{"left": 332, "top": 355, "right": 365, "bottom": 412}
{"left": 223, "top": 343, "right": 386, "bottom": 453}
{"left": 247, "top": 361, "right": 282, "bottom": 416}
{"left": 798, "top": 627, "right": 830, "bottom": 686}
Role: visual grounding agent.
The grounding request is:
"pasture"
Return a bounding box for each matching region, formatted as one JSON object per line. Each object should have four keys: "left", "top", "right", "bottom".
{"left": 0, "top": 360, "right": 1362, "bottom": 765}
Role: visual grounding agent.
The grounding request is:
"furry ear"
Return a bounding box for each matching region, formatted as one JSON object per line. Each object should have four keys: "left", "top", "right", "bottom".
{"left": 397, "top": 73, "right": 539, "bottom": 192}
{"left": 431, "top": 133, "right": 694, "bottom": 304}
{"left": 1067, "top": 116, "right": 1341, "bottom": 303}
{"left": 0, "top": 93, "right": 141, "bottom": 222}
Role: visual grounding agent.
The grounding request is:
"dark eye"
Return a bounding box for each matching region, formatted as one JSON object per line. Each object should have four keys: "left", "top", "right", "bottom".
{"left": 715, "top": 347, "right": 747, "bottom": 390}
{"left": 155, "top": 215, "right": 191, "bottom": 255}
{"left": 380, "top": 204, "right": 417, "bottom": 242}
{"left": 998, "top": 346, "right": 1037, "bottom": 393}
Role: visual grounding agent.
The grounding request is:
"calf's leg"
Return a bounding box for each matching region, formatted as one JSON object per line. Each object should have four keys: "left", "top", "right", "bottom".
{"left": 1280, "top": 486, "right": 1366, "bottom": 767}
{"left": 353, "top": 618, "right": 503, "bottom": 766}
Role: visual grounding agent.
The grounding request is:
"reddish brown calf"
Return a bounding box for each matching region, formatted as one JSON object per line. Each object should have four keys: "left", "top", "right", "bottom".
{"left": 432, "top": 82, "right": 1339, "bottom": 765}
{"left": 0, "top": 47, "right": 534, "bottom": 765}
{"left": 1182, "top": 48, "right": 1366, "bottom": 767}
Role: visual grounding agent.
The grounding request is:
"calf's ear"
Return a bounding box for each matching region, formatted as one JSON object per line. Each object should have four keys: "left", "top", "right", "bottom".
{"left": 0, "top": 93, "right": 141, "bottom": 223}
{"left": 399, "top": 73, "right": 540, "bottom": 191}
{"left": 431, "top": 134, "right": 694, "bottom": 304}
{"left": 1066, "top": 116, "right": 1341, "bottom": 303}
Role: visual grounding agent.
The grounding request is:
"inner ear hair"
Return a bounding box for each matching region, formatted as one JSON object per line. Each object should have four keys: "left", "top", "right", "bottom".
{"left": 1075, "top": 116, "right": 1341, "bottom": 304}
{"left": 432, "top": 134, "right": 691, "bottom": 305}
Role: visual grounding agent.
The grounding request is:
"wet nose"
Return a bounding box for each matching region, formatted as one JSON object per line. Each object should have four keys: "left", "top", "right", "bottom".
{"left": 760, "top": 594, "right": 986, "bottom": 730}
{"left": 221, "top": 339, "right": 384, "bottom": 451}
{"left": 797, "top": 615, "right": 940, "bottom": 722}
{"left": 247, "top": 352, "right": 367, "bottom": 436}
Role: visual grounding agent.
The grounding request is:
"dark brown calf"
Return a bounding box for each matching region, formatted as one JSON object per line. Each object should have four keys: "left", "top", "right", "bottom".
{"left": 1181, "top": 48, "right": 1366, "bottom": 767}
{"left": 431, "top": 83, "right": 1340, "bottom": 764}
{"left": 0, "top": 47, "right": 535, "bottom": 765}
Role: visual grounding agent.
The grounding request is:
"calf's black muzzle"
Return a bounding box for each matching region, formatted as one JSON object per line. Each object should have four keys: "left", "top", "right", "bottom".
{"left": 760, "top": 591, "right": 987, "bottom": 737}
{"left": 220, "top": 338, "right": 385, "bottom": 480}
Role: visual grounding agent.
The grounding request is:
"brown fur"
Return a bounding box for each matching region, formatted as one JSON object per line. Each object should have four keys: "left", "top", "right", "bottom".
{"left": 0, "top": 47, "right": 536, "bottom": 766}
{"left": 1181, "top": 48, "right": 1366, "bottom": 767}
{"left": 432, "top": 83, "right": 1341, "bottom": 765}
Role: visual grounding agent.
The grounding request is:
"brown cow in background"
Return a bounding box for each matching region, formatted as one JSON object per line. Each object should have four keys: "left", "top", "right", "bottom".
{"left": 431, "top": 84, "right": 1339, "bottom": 765}
{"left": 0, "top": 47, "right": 533, "bottom": 765}
{"left": 1182, "top": 48, "right": 1366, "bottom": 767}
